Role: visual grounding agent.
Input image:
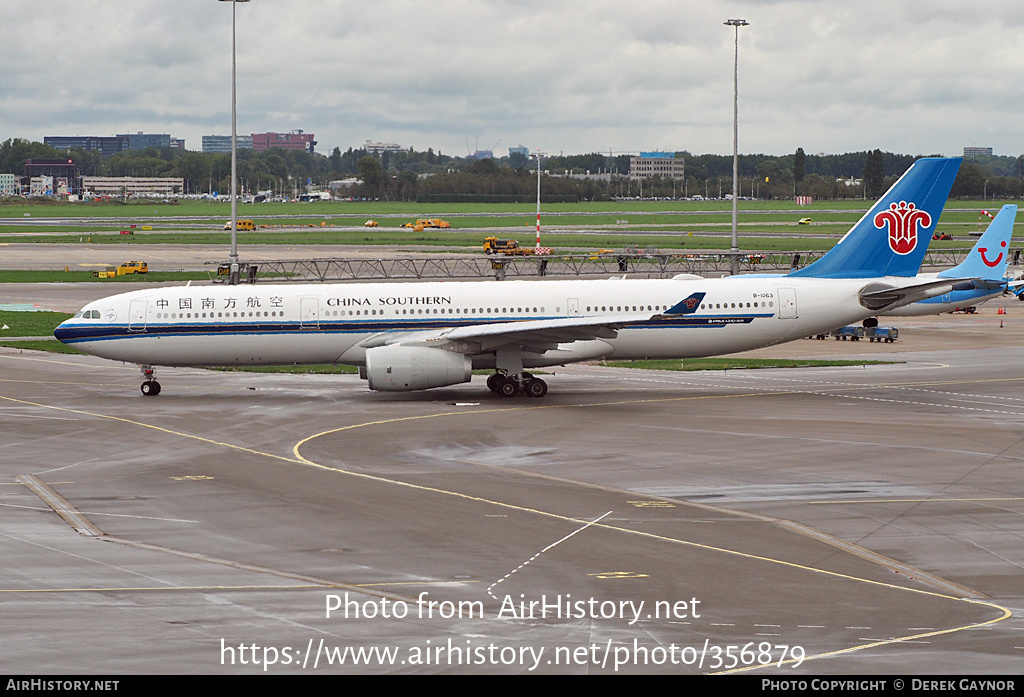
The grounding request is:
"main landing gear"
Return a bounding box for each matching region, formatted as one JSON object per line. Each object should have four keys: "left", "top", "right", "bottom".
{"left": 486, "top": 372, "right": 548, "bottom": 398}
{"left": 140, "top": 365, "right": 161, "bottom": 396}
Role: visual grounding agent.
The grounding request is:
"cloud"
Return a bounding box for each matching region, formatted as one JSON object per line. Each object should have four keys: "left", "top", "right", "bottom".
{"left": 2, "top": 0, "right": 1023, "bottom": 157}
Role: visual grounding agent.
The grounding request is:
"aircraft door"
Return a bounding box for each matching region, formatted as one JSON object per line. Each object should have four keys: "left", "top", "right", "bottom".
{"left": 128, "top": 300, "right": 148, "bottom": 331}
{"left": 567, "top": 298, "right": 579, "bottom": 316}
{"left": 300, "top": 298, "right": 319, "bottom": 329}
{"left": 777, "top": 287, "right": 797, "bottom": 319}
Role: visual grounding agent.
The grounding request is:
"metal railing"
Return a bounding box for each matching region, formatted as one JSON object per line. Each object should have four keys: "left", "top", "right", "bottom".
{"left": 217, "top": 247, "right": 1018, "bottom": 283}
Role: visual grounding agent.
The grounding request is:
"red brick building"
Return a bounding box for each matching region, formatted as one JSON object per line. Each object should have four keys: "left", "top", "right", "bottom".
{"left": 251, "top": 130, "right": 316, "bottom": 153}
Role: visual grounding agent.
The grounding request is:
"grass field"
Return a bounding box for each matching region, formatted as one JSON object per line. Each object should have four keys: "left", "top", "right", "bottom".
{"left": 0, "top": 197, "right": 1016, "bottom": 217}
{"left": 0, "top": 227, "right": 990, "bottom": 252}
{"left": 604, "top": 358, "right": 898, "bottom": 371}
{"left": 0, "top": 198, "right": 1012, "bottom": 260}
{"left": 0, "top": 270, "right": 217, "bottom": 283}
{"left": 0, "top": 310, "right": 73, "bottom": 336}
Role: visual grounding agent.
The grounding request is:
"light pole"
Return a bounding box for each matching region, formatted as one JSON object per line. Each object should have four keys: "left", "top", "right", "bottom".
{"left": 725, "top": 18, "right": 748, "bottom": 275}
{"left": 534, "top": 150, "right": 546, "bottom": 250}
{"left": 220, "top": 0, "right": 249, "bottom": 283}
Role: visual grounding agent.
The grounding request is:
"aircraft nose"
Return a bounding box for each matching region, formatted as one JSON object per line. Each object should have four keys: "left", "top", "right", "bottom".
{"left": 54, "top": 318, "right": 77, "bottom": 343}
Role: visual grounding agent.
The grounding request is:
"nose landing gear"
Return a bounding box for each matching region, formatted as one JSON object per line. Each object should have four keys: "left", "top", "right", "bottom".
{"left": 140, "top": 365, "right": 161, "bottom": 396}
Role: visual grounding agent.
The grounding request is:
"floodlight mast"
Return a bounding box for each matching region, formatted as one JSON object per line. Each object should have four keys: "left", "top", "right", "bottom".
{"left": 535, "top": 150, "right": 546, "bottom": 249}
{"left": 220, "top": 0, "right": 250, "bottom": 284}
{"left": 725, "top": 18, "right": 748, "bottom": 276}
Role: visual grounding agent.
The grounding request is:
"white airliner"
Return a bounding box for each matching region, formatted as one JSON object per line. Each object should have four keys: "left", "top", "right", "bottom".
{"left": 56, "top": 157, "right": 963, "bottom": 398}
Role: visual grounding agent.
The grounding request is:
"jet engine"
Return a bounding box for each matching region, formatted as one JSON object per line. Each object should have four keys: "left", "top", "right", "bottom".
{"left": 365, "top": 345, "right": 472, "bottom": 392}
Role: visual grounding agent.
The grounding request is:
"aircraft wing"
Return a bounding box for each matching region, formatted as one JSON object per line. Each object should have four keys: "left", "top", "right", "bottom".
{"left": 395, "top": 313, "right": 652, "bottom": 354}
{"left": 364, "top": 292, "right": 708, "bottom": 355}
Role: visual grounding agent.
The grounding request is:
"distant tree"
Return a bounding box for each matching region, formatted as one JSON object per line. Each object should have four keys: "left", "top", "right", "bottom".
{"left": 467, "top": 158, "right": 499, "bottom": 176}
{"left": 508, "top": 151, "right": 529, "bottom": 169}
{"left": 793, "top": 147, "right": 805, "bottom": 183}
{"left": 950, "top": 161, "right": 985, "bottom": 199}
{"left": 863, "top": 149, "right": 885, "bottom": 198}
{"left": 357, "top": 156, "right": 386, "bottom": 197}
{"left": 0, "top": 138, "right": 61, "bottom": 173}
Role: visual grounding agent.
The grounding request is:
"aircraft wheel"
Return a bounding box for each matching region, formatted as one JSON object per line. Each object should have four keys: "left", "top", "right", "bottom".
{"left": 141, "top": 380, "right": 161, "bottom": 396}
{"left": 486, "top": 373, "right": 502, "bottom": 393}
{"left": 525, "top": 378, "right": 548, "bottom": 398}
{"left": 499, "top": 378, "right": 518, "bottom": 398}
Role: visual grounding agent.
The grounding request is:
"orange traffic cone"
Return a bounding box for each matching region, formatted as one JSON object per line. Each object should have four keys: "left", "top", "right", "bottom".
{"left": 998, "top": 307, "right": 1006, "bottom": 314}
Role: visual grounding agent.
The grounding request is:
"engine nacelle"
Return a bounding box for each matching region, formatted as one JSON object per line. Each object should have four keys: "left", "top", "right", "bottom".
{"left": 365, "top": 345, "right": 472, "bottom": 392}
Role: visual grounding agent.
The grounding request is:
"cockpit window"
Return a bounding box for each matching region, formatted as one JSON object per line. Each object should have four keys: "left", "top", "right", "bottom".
{"left": 78, "top": 309, "right": 101, "bottom": 319}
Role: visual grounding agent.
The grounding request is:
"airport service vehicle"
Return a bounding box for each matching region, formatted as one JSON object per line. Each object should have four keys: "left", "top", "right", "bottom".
{"left": 55, "top": 158, "right": 964, "bottom": 399}
{"left": 798, "top": 217, "right": 812, "bottom": 225}
{"left": 865, "top": 326, "right": 898, "bottom": 342}
{"left": 364, "top": 220, "right": 379, "bottom": 228}
{"left": 403, "top": 219, "right": 450, "bottom": 229}
{"left": 832, "top": 325, "right": 865, "bottom": 341}
{"left": 883, "top": 204, "right": 1017, "bottom": 316}
{"left": 483, "top": 237, "right": 538, "bottom": 255}
{"left": 223, "top": 219, "right": 256, "bottom": 231}
{"left": 116, "top": 261, "right": 148, "bottom": 276}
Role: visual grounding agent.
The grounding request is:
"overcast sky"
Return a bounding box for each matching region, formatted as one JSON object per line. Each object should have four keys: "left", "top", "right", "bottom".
{"left": 3, "top": 0, "right": 1023, "bottom": 159}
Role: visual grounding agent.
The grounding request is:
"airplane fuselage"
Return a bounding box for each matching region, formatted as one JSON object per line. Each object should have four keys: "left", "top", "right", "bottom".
{"left": 57, "top": 276, "right": 893, "bottom": 370}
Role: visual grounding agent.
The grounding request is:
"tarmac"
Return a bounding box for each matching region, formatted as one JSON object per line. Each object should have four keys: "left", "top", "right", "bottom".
{"left": 1, "top": 280, "right": 1022, "bottom": 674}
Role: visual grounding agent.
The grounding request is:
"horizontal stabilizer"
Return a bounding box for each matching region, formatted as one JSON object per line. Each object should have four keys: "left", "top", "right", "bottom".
{"left": 858, "top": 278, "right": 969, "bottom": 311}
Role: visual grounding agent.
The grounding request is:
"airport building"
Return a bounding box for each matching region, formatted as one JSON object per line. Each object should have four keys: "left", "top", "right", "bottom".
{"left": 202, "top": 135, "right": 254, "bottom": 153}
{"left": 44, "top": 135, "right": 128, "bottom": 158}
{"left": 364, "top": 140, "right": 404, "bottom": 154}
{"left": 629, "top": 152, "right": 685, "bottom": 180}
{"left": 82, "top": 176, "right": 185, "bottom": 196}
{"left": 252, "top": 130, "right": 316, "bottom": 153}
{"left": 0, "top": 173, "right": 21, "bottom": 196}
{"left": 117, "top": 132, "right": 172, "bottom": 150}
{"left": 24, "top": 159, "right": 80, "bottom": 195}
{"left": 963, "top": 146, "right": 993, "bottom": 158}
{"left": 45, "top": 133, "right": 182, "bottom": 156}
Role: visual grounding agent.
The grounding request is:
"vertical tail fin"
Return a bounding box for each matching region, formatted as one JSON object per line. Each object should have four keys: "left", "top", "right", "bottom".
{"left": 938, "top": 204, "right": 1017, "bottom": 280}
{"left": 788, "top": 157, "right": 961, "bottom": 278}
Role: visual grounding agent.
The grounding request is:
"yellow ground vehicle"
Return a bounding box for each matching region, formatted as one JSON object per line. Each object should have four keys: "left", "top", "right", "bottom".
{"left": 116, "top": 261, "right": 148, "bottom": 276}
{"left": 403, "top": 218, "right": 451, "bottom": 229}
{"left": 364, "top": 220, "right": 379, "bottom": 227}
{"left": 483, "top": 237, "right": 535, "bottom": 255}
{"left": 798, "top": 217, "right": 812, "bottom": 225}
{"left": 223, "top": 219, "right": 256, "bottom": 231}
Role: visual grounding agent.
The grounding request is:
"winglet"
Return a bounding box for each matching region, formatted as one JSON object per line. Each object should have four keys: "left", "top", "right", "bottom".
{"left": 937, "top": 204, "right": 1017, "bottom": 280}
{"left": 788, "top": 157, "right": 961, "bottom": 279}
{"left": 664, "top": 292, "right": 706, "bottom": 315}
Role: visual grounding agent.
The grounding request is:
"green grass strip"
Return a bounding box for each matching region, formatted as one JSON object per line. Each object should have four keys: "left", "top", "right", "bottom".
{"left": 602, "top": 358, "right": 899, "bottom": 371}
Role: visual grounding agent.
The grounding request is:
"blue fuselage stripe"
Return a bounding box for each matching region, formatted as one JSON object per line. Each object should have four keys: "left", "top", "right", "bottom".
{"left": 57, "top": 313, "right": 773, "bottom": 344}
